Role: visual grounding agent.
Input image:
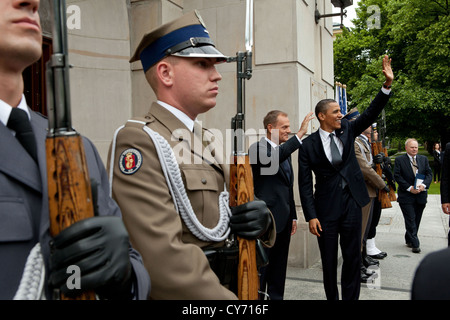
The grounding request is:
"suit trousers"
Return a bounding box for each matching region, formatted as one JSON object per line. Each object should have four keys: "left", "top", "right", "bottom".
{"left": 317, "top": 187, "right": 362, "bottom": 300}
{"left": 259, "top": 219, "right": 292, "bottom": 300}
{"left": 399, "top": 202, "right": 426, "bottom": 248}
{"left": 361, "top": 197, "right": 375, "bottom": 249}
{"left": 367, "top": 197, "right": 382, "bottom": 239}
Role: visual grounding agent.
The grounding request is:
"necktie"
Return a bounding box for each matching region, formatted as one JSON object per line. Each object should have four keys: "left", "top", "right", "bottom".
{"left": 281, "top": 159, "right": 292, "bottom": 183}
{"left": 412, "top": 156, "right": 418, "bottom": 175}
{"left": 329, "top": 132, "right": 342, "bottom": 166}
{"left": 7, "top": 108, "right": 38, "bottom": 162}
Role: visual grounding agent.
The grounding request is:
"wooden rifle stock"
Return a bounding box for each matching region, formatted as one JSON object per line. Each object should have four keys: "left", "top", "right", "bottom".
{"left": 46, "top": 135, "right": 94, "bottom": 237}
{"left": 378, "top": 143, "right": 397, "bottom": 202}
{"left": 371, "top": 141, "right": 393, "bottom": 208}
{"left": 228, "top": 0, "right": 258, "bottom": 300}
{"left": 46, "top": 135, "right": 96, "bottom": 300}
{"left": 46, "top": 0, "right": 95, "bottom": 300}
{"left": 229, "top": 156, "right": 259, "bottom": 300}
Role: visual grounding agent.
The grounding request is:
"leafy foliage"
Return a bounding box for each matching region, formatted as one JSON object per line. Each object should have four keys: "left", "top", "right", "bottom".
{"left": 334, "top": 0, "right": 450, "bottom": 149}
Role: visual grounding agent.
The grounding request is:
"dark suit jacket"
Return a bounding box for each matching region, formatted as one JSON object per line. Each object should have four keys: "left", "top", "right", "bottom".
{"left": 249, "top": 136, "right": 299, "bottom": 233}
{"left": 0, "top": 109, "right": 150, "bottom": 299}
{"left": 412, "top": 247, "right": 450, "bottom": 300}
{"left": 298, "top": 90, "right": 391, "bottom": 222}
{"left": 394, "top": 153, "right": 432, "bottom": 205}
{"left": 441, "top": 142, "right": 450, "bottom": 204}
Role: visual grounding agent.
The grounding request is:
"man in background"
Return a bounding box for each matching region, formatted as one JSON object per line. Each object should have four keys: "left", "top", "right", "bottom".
{"left": 249, "top": 110, "right": 313, "bottom": 299}
{"left": 394, "top": 138, "right": 432, "bottom": 253}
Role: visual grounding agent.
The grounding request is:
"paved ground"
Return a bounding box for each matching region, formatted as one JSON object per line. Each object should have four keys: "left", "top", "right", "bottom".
{"left": 283, "top": 194, "right": 448, "bottom": 300}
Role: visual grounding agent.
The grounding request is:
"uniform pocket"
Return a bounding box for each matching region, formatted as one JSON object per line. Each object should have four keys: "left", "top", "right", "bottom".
{"left": 183, "top": 166, "right": 219, "bottom": 192}
{"left": 0, "top": 197, "right": 33, "bottom": 242}
{"left": 180, "top": 165, "right": 221, "bottom": 228}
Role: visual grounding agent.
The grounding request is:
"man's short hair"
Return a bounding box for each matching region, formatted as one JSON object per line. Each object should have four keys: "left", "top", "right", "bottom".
{"left": 315, "top": 99, "right": 336, "bottom": 119}
{"left": 263, "top": 110, "right": 287, "bottom": 129}
{"left": 405, "top": 138, "right": 418, "bottom": 147}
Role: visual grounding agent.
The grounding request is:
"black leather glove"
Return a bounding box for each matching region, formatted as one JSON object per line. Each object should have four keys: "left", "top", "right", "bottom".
{"left": 389, "top": 181, "right": 397, "bottom": 191}
{"left": 373, "top": 152, "right": 385, "bottom": 164}
{"left": 382, "top": 184, "right": 390, "bottom": 193}
{"left": 230, "top": 199, "right": 272, "bottom": 239}
{"left": 49, "top": 216, "right": 133, "bottom": 299}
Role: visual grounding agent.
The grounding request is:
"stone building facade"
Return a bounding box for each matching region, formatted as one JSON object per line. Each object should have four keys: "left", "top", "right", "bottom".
{"left": 37, "top": 0, "right": 337, "bottom": 268}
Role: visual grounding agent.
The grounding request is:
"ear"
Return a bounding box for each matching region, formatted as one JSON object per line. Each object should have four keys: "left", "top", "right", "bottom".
{"left": 267, "top": 123, "right": 273, "bottom": 134}
{"left": 156, "top": 60, "right": 174, "bottom": 87}
{"left": 318, "top": 112, "right": 326, "bottom": 121}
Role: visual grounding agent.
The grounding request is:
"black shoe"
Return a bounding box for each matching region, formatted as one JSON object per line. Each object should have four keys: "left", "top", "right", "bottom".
{"left": 406, "top": 242, "right": 412, "bottom": 248}
{"left": 412, "top": 247, "right": 421, "bottom": 253}
{"left": 361, "top": 264, "right": 376, "bottom": 276}
{"left": 368, "top": 252, "right": 387, "bottom": 259}
{"left": 364, "top": 255, "right": 380, "bottom": 267}
{"left": 361, "top": 272, "right": 370, "bottom": 283}
{"left": 360, "top": 265, "right": 373, "bottom": 282}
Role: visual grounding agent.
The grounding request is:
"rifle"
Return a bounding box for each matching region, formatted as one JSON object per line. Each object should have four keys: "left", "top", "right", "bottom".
{"left": 45, "top": 0, "right": 96, "bottom": 300}
{"left": 370, "top": 111, "right": 396, "bottom": 208}
{"left": 371, "top": 141, "right": 392, "bottom": 208}
{"left": 379, "top": 110, "right": 397, "bottom": 203}
{"left": 228, "top": 0, "right": 259, "bottom": 300}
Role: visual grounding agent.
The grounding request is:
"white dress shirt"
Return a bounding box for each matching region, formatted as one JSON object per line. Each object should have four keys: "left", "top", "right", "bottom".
{"left": 319, "top": 127, "right": 343, "bottom": 164}
{"left": 0, "top": 95, "right": 31, "bottom": 131}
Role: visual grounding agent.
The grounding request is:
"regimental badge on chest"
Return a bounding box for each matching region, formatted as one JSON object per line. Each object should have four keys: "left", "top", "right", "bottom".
{"left": 119, "top": 148, "right": 143, "bottom": 175}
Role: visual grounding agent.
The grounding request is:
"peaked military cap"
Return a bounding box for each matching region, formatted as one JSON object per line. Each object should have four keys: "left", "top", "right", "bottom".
{"left": 130, "top": 10, "right": 227, "bottom": 72}
{"left": 343, "top": 107, "right": 360, "bottom": 121}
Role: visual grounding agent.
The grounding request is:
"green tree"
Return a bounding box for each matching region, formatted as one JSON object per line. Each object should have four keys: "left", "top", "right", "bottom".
{"left": 334, "top": 0, "right": 450, "bottom": 150}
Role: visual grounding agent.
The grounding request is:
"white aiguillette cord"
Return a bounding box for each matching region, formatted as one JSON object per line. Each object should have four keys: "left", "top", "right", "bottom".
{"left": 14, "top": 243, "right": 46, "bottom": 300}
{"left": 110, "top": 120, "right": 232, "bottom": 242}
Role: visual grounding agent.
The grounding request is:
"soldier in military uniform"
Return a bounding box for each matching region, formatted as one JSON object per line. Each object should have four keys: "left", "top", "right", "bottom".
{"left": 108, "top": 11, "right": 274, "bottom": 299}
{"left": 0, "top": 0, "right": 150, "bottom": 299}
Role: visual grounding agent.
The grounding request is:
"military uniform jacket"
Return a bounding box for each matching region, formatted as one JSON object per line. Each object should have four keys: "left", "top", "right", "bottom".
{"left": 354, "top": 136, "right": 386, "bottom": 198}
{"left": 0, "top": 109, "right": 150, "bottom": 300}
{"left": 110, "top": 102, "right": 273, "bottom": 299}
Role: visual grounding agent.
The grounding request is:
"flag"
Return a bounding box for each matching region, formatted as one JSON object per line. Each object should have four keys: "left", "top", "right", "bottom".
{"left": 342, "top": 85, "right": 347, "bottom": 115}
{"left": 335, "top": 82, "right": 341, "bottom": 110}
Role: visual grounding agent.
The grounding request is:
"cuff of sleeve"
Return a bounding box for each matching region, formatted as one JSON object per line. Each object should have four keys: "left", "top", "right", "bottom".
{"left": 381, "top": 87, "right": 391, "bottom": 95}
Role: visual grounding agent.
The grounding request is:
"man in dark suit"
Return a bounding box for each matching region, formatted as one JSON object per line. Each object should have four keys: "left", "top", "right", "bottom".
{"left": 297, "top": 55, "right": 393, "bottom": 300}
{"left": 249, "top": 110, "right": 314, "bottom": 300}
{"left": 0, "top": 0, "right": 150, "bottom": 299}
{"left": 394, "top": 138, "right": 432, "bottom": 253}
{"left": 441, "top": 142, "right": 450, "bottom": 246}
